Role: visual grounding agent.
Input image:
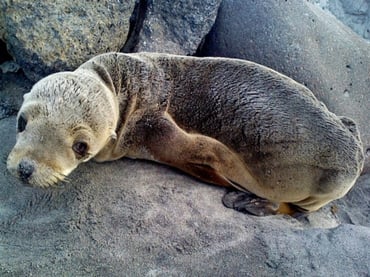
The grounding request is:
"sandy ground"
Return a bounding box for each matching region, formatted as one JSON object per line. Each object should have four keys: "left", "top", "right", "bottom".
{"left": 0, "top": 72, "right": 369, "bottom": 276}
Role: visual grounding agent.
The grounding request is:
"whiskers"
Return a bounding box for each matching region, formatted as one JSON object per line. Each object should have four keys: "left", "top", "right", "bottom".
{"left": 31, "top": 167, "right": 70, "bottom": 188}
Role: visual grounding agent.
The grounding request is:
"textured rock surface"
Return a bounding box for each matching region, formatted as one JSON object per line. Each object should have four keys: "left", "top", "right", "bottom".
{"left": 122, "top": 0, "right": 222, "bottom": 54}
{"left": 199, "top": 0, "right": 370, "bottom": 173}
{"left": 0, "top": 0, "right": 222, "bottom": 81}
{"left": 0, "top": 11, "right": 4, "bottom": 45}
{"left": 0, "top": 40, "right": 11, "bottom": 64}
{"left": 1, "top": 115, "right": 370, "bottom": 276}
{"left": 0, "top": 0, "right": 136, "bottom": 81}
{"left": 0, "top": 72, "right": 31, "bottom": 120}
{"left": 313, "top": 0, "right": 370, "bottom": 40}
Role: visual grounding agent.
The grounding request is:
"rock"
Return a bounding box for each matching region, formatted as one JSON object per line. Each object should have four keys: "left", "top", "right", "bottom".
{"left": 1, "top": 0, "right": 136, "bottom": 81}
{"left": 0, "top": 4, "right": 4, "bottom": 39}
{"left": 199, "top": 0, "right": 370, "bottom": 173}
{"left": 0, "top": 40, "right": 11, "bottom": 64}
{"left": 0, "top": 0, "right": 222, "bottom": 81}
{"left": 0, "top": 61, "right": 20, "bottom": 73}
{"left": 0, "top": 114, "right": 369, "bottom": 276}
{"left": 122, "top": 0, "right": 222, "bottom": 54}
{"left": 313, "top": 0, "right": 370, "bottom": 40}
{"left": 0, "top": 72, "right": 32, "bottom": 120}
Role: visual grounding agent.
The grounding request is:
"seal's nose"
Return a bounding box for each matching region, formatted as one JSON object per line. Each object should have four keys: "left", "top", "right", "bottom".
{"left": 18, "top": 160, "right": 35, "bottom": 182}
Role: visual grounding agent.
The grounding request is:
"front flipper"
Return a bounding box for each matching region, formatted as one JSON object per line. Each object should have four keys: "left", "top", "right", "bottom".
{"left": 183, "top": 163, "right": 234, "bottom": 187}
{"left": 135, "top": 112, "right": 259, "bottom": 191}
{"left": 222, "top": 191, "right": 301, "bottom": 216}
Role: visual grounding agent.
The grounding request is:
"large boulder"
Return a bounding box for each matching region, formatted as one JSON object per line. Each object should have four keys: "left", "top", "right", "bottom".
{"left": 199, "top": 0, "right": 370, "bottom": 173}
{"left": 0, "top": 0, "right": 222, "bottom": 82}
{"left": 0, "top": 116, "right": 369, "bottom": 276}
{"left": 0, "top": 0, "right": 136, "bottom": 81}
{"left": 123, "top": 0, "right": 222, "bottom": 54}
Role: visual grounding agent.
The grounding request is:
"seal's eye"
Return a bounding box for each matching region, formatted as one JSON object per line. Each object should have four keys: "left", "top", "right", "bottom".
{"left": 17, "top": 115, "right": 27, "bottom": 133}
{"left": 72, "top": 141, "right": 89, "bottom": 158}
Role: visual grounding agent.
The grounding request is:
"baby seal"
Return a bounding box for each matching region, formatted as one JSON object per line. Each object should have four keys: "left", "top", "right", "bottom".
{"left": 7, "top": 52, "right": 364, "bottom": 215}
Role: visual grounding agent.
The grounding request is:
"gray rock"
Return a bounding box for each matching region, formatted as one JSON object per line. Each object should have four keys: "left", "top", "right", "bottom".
{"left": 123, "top": 0, "right": 222, "bottom": 54}
{"left": 0, "top": 13, "right": 5, "bottom": 43}
{"left": 0, "top": 40, "right": 11, "bottom": 64}
{"left": 1, "top": 0, "right": 222, "bottom": 81}
{"left": 313, "top": 0, "right": 370, "bottom": 40}
{"left": 0, "top": 0, "right": 136, "bottom": 81}
{"left": 1, "top": 114, "right": 370, "bottom": 276}
{"left": 0, "top": 61, "right": 20, "bottom": 73}
{"left": 199, "top": 0, "right": 370, "bottom": 173}
{"left": 0, "top": 72, "right": 32, "bottom": 120}
{"left": 0, "top": 6, "right": 4, "bottom": 41}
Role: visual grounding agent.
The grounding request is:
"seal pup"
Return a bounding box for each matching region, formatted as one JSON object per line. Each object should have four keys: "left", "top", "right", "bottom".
{"left": 7, "top": 52, "right": 364, "bottom": 215}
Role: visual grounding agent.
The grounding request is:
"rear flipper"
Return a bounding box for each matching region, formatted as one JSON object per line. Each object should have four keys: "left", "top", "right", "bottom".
{"left": 137, "top": 112, "right": 259, "bottom": 191}
{"left": 222, "top": 190, "right": 306, "bottom": 216}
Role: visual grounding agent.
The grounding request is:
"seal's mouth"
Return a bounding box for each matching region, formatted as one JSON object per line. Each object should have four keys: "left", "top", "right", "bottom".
{"left": 25, "top": 169, "right": 68, "bottom": 188}
{"left": 7, "top": 157, "right": 69, "bottom": 188}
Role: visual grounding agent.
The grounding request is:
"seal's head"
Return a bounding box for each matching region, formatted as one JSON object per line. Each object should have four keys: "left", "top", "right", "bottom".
{"left": 7, "top": 71, "right": 117, "bottom": 188}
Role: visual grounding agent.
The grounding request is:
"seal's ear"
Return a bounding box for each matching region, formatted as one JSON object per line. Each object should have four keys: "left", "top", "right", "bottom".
{"left": 110, "top": 131, "right": 117, "bottom": 141}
